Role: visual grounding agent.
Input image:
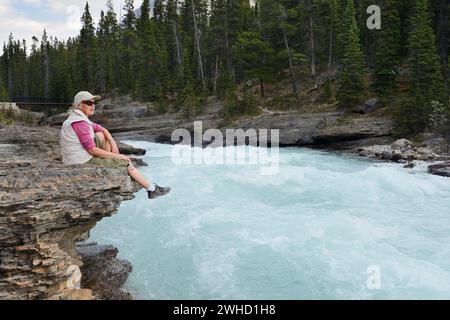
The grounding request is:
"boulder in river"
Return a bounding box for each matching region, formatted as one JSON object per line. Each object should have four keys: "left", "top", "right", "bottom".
{"left": 391, "top": 139, "right": 413, "bottom": 150}
{"left": 428, "top": 162, "right": 450, "bottom": 177}
{"left": 117, "top": 141, "right": 146, "bottom": 156}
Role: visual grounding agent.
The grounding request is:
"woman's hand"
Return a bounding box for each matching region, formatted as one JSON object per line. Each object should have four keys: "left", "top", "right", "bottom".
{"left": 115, "top": 154, "right": 131, "bottom": 163}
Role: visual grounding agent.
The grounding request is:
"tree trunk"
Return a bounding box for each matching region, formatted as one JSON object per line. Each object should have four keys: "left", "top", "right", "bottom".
{"left": 328, "top": 23, "right": 333, "bottom": 74}
{"left": 213, "top": 53, "right": 219, "bottom": 94}
{"left": 279, "top": 3, "right": 299, "bottom": 98}
{"left": 309, "top": 0, "right": 316, "bottom": 83}
{"left": 43, "top": 45, "right": 49, "bottom": 99}
{"left": 191, "top": 0, "right": 206, "bottom": 91}
{"left": 225, "top": 5, "right": 230, "bottom": 71}
{"left": 7, "top": 64, "right": 13, "bottom": 100}
{"left": 282, "top": 27, "right": 299, "bottom": 98}
{"left": 435, "top": 0, "right": 449, "bottom": 98}
{"left": 260, "top": 78, "right": 264, "bottom": 98}
{"left": 172, "top": 20, "right": 183, "bottom": 78}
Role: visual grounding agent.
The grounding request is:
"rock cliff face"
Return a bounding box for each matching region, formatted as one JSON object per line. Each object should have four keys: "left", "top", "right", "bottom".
{"left": 43, "top": 96, "right": 393, "bottom": 148}
{"left": 0, "top": 125, "right": 140, "bottom": 300}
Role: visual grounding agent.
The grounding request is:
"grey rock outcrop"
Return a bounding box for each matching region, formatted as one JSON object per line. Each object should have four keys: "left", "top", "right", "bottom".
{"left": 312, "top": 117, "right": 394, "bottom": 145}
{"left": 391, "top": 139, "right": 413, "bottom": 150}
{"left": 117, "top": 142, "right": 146, "bottom": 156}
{"left": 0, "top": 125, "right": 139, "bottom": 300}
{"left": 42, "top": 95, "right": 396, "bottom": 149}
{"left": 76, "top": 242, "right": 133, "bottom": 300}
{"left": 355, "top": 98, "right": 383, "bottom": 114}
{"left": 428, "top": 162, "right": 450, "bottom": 177}
{"left": 356, "top": 139, "right": 448, "bottom": 164}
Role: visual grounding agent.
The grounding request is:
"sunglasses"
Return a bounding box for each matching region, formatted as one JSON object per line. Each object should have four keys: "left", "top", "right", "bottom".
{"left": 83, "top": 100, "right": 95, "bottom": 106}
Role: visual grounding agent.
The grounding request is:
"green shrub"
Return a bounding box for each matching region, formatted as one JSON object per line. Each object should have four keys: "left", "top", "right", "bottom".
{"left": 223, "top": 86, "right": 260, "bottom": 120}
{"left": 393, "top": 96, "right": 428, "bottom": 138}
{"left": 20, "top": 111, "right": 34, "bottom": 126}
{"left": 0, "top": 108, "right": 16, "bottom": 125}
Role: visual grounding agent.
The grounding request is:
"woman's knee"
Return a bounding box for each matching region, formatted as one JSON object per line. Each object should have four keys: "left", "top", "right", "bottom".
{"left": 95, "top": 132, "right": 111, "bottom": 151}
{"left": 95, "top": 132, "right": 105, "bottom": 143}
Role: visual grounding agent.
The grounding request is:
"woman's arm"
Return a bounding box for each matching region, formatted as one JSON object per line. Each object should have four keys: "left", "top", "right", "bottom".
{"left": 101, "top": 128, "right": 120, "bottom": 154}
{"left": 88, "top": 147, "right": 131, "bottom": 163}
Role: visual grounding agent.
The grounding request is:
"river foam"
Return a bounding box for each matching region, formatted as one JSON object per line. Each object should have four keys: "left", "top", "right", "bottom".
{"left": 91, "top": 142, "right": 450, "bottom": 299}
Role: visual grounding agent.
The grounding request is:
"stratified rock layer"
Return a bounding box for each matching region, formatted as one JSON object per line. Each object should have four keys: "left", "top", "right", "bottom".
{"left": 428, "top": 162, "right": 450, "bottom": 177}
{"left": 42, "top": 96, "right": 393, "bottom": 148}
{"left": 0, "top": 125, "right": 139, "bottom": 300}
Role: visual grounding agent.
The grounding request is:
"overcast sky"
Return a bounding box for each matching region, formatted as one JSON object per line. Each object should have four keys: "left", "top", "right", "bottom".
{"left": 0, "top": 0, "right": 144, "bottom": 48}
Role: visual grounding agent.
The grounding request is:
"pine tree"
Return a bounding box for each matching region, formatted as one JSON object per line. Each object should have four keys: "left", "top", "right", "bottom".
{"left": 120, "top": 0, "right": 138, "bottom": 93}
{"left": 165, "top": 0, "right": 183, "bottom": 84}
{"left": 208, "top": 0, "right": 227, "bottom": 94}
{"left": 232, "top": 31, "right": 275, "bottom": 98}
{"left": 28, "top": 36, "right": 43, "bottom": 99}
{"left": 96, "top": 11, "right": 108, "bottom": 93}
{"left": 49, "top": 40, "right": 72, "bottom": 101}
{"left": 152, "top": 0, "right": 170, "bottom": 94}
{"left": 408, "top": 0, "right": 444, "bottom": 104}
{"left": 371, "top": 0, "right": 401, "bottom": 96}
{"left": 335, "top": 0, "right": 349, "bottom": 63}
{"left": 0, "top": 76, "right": 8, "bottom": 101}
{"left": 336, "top": 0, "right": 365, "bottom": 110}
{"left": 105, "top": 0, "right": 120, "bottom": 91}
{"left": 77, "top": 2, "right": 96, "bottom": 91}
{"left": 153, "top": 0, "right": 165, "bottom": 24}
{"left": 402, "top": 0, "right": 445, "bottom": 134}
{"left": 326, "top": 0, "right": 339, "bottom": 73}
{"left": 136, "top": 0, "right": 163, "bottom": 100}
{"left": 431, "top": 0, "right": 449, "bottom": 98}
{"left": 94, "top": 1, "right": 121, "bottom": 93}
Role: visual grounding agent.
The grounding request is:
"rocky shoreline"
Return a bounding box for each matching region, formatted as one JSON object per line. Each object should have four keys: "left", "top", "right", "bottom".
{"left": 350, "top": 138, "right": 450, "bottom": 176}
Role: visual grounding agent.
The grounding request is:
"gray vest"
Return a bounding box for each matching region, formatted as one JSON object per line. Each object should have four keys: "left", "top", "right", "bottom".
{"left": 60, "top": 109, "right": 95, "bottom": 165}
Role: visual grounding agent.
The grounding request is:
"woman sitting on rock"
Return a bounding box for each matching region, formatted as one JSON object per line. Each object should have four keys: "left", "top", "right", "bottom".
{"left": 60, "top": 91, "right": 170, "bottom": 199}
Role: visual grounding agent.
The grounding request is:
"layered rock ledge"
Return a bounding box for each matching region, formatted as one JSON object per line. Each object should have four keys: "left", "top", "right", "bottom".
{"left": 0, "top": 125, "right": 140, "bottom": 300}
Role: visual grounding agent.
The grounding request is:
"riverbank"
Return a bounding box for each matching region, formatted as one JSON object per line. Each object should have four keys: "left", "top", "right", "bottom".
{"left": 41, "top": 94, "right": 450, "bottom": 177}
{"left": 335, "top": 138, "right": 450, "bottom": 177}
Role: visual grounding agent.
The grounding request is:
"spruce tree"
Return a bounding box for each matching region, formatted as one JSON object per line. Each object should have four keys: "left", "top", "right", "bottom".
{"left": 371, "top": 0, "right": 401, "bottom": 96}
{"left": 403, "top": 0, "right": 445, "bottom": 134}
{"left": 408, "top": 0, "right": 444, "bottom": 104}
{"left": 232, "top": 31, "right": 275, "bottom": 98}
{"left": 120, "top": 0, "right": 138, "bottom": 93}
{"left": 136, "top": 0, "right": 163, "bottom": 100}
{"left": 77, "top": 2, "right": 96, "bottom": 91}
{"left": 0, "top": 76, "right": 8, "bottom": 101}
{"left": 336, "top": 0, "right": 365, "bottom": 110}
{"left": 105, "top": 0, "right": 120, "bottom": 91}
{"left": 96, "top": 11, "right": 108, "bottom": 93}
{"left": 335, "top": 0, "right": 349, "bottom": 63}
{"left": 28, "top": 36, "right": 42, "bottom": 99}
{"left": 164, "top": 0, "right": 183, "bottom": 84}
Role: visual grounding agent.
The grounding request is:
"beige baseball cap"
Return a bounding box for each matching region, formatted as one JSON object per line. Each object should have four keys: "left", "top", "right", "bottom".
{"left": 73, "top": 91, "right": 101, "bottom": 107}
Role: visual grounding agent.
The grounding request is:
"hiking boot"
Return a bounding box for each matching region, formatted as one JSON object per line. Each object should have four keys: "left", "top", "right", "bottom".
{"left": 147, "top": 185, "right": 171, "bottom": 199}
